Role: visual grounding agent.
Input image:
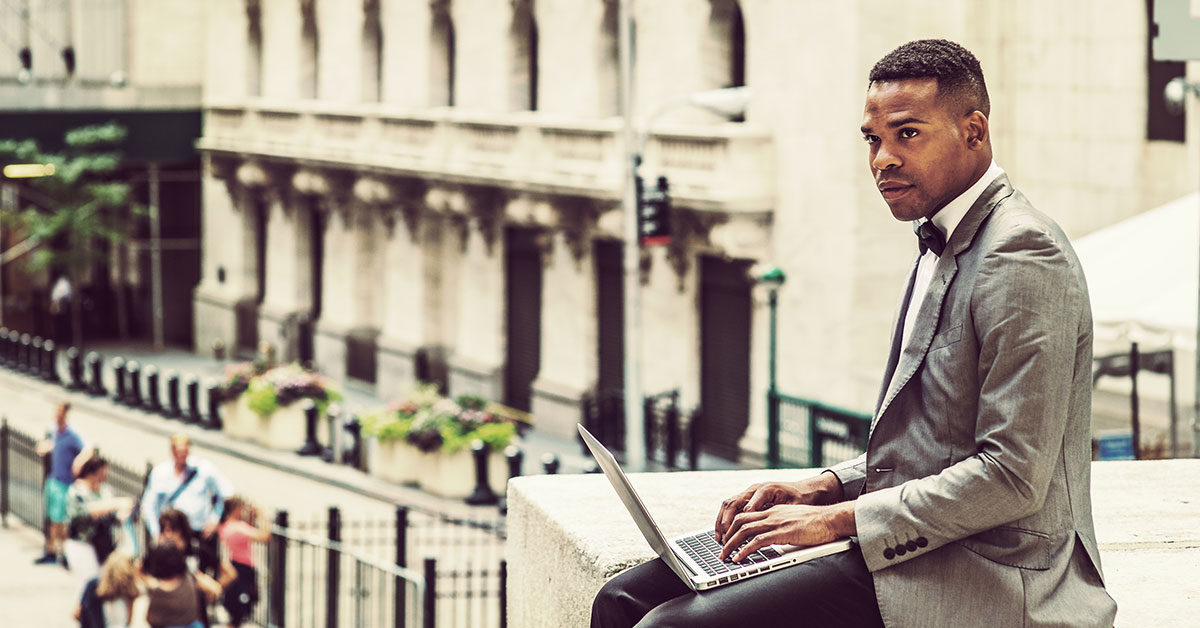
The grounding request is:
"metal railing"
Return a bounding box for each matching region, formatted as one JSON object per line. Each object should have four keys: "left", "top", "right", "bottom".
{"left": 580, "top": 388, "right": 702, "bottom": 470}
{"left": 767, "top": 393, "right": 871, "bottom": 468}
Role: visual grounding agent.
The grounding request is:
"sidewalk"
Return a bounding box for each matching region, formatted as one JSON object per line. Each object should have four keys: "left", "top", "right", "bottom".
{"left": 0, "top": 518, "right": 89, "bottom": 628}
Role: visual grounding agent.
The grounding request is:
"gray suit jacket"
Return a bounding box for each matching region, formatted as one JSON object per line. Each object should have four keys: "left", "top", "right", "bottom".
{"left": 831, "top": 175, "right": 1117, "bottom": 627}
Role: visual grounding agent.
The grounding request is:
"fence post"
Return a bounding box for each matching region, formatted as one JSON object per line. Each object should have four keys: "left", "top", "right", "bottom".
{"left": 664, "top": 392, "right": 680, "bottom": 469}
{"left": 1, "top": 419, "right": 9, "bottom": 528}
{"left": 499, "top": 445, "right": 523, "bottom": 515}
{"left": 465, "top": 439, "right": 498, "bottom": 505}
{"left": 165, "top": 371, "right": 181, "bottom": 418}
{"left": 145, "top": 366, "right": 162, "bottom": 413}
{"left": 86, "top": 352, "right": 106, "bottom": 396}
{"left": 66, "top": 347, "right": 84, "bottom": 390}
{"left": 808, "top": 405, "right": 820, "bottom": 468}
{"left": 42, "top": 340, "right": 58, "bottom": 383}
{"left": 540, "top": 453, "right": 559, "bottom": 475}
{"left": 269, "top": 510, "right": 288, "bottom": 628}
{"left": 206, "top": 383, "right": 222, "bottom": 430}
{"left": 0, "top": 327, "right": 8, "bottom": 368}
{"left": 30, "top": 337, "right": 42, "bottom": 377}
{"left": 184, "top": 376, "right": 200, "bottom": 424}
{"left": 126, "top": 361, "right": 143, "bottom": 408}
{"left": 345, "top": 416, "right": 362, "bottom": 470}
{"left": 423, "top": 557, "right": 437, "bottom": 628}
{"left": 394, "top": 505, "right": 408, "bottom": 628}
{"left": 1130, "top": 342, "right": 1141, "bottom": 461}
{"left": 111, "top": 357, "right": 127, "bottom": 403}
{"left": 326, "top": 506, "right": 341, "bottom": 628}
{"left": 499, "top": 559, "right": 508, "bottom": 628}
{"left": 767, "top": 389, "right": 781, "bottom": 469}
{"left": 297, "top": 400, "right": 322, "bottom": 456}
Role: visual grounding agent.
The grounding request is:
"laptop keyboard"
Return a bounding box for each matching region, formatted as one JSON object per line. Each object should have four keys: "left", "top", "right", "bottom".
{"left": 677, "top": 529, "right": 782, "bottom": 576}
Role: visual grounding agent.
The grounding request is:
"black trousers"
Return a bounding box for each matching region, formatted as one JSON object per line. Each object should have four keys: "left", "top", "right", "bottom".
{"left": 591, "top": 546, "right": 885, "bottom": 628}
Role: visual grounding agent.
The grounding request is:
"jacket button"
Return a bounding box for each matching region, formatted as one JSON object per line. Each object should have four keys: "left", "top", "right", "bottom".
{"left": 883, "top": 548, "right": 895, "bottom": 560}
{"left": 916, "top": 537, "right": 928, "bottom": 548}
{"left": 905, "top": 540, "right": 918, "bottom": 552}
{"left": 895, "top": 545, "right": 907, "bottom": 556}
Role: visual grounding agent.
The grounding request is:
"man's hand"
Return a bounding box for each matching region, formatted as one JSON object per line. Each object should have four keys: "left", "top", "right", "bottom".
{"left": 35, "top": 440, "right": 52, "bottom": 457}
{"left": 719, "top": 502, "right": 856, "bottom": 563}
{"left": 202, "top": 521, "right": 219, "bottom": 539}
{"left": 714, "top": 471, "right": 845, "bottom": 543}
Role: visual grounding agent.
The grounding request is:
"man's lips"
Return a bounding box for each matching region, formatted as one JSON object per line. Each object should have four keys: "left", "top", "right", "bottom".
{"left": 878, "top": 181, "right": 912, "bottom": 201}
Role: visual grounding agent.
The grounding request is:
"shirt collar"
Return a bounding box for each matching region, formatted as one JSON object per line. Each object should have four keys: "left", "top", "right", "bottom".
{"left": 923, "top": 160, "right": 1004, "bottom": 244}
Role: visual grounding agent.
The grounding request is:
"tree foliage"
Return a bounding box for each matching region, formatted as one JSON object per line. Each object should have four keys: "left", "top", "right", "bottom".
{"left": 0, "top": 121, "right": 141, "bottom": 347}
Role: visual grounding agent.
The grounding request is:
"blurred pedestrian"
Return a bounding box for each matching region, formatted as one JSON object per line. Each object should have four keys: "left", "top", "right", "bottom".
{"left": 141, "top": 434, "right": 232, "bottom": 580}
{"left": 141, "top": 539, "right": 220, "bottom": 628}
{"left": 218, "top": 496, "right": 271, "bottom": 628}
{"left": 34, "top": 401, "right": 94, "bottom": 566}
{"left": 75, "top": 551, "right": 141, "bottom": 628}
{"left": 64, "top": 455, "right": 133, "bottom": 599}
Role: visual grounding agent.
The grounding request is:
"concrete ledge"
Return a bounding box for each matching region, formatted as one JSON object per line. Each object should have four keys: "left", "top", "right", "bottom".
{"left": 507, "top": 461, "right": 1200, "bottom": 628}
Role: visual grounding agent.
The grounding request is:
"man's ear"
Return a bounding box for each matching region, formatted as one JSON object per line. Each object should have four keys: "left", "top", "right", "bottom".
{"left": 963, "top": 111, "right": 989, "bottom": 150}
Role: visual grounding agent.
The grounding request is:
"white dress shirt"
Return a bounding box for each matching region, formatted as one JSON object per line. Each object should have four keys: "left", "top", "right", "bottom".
{"left": 899, "top": 160, "right": 1005, "bottom": 351}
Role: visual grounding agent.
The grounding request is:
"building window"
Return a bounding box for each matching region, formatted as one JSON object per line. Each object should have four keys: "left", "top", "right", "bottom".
{"left": 705, "top": 0, "right": 745, "bottom": 120}
{"left": 246, "top": 0, "right": 263, "bottom": 97}
{"left": 598, "top": 0, "right": 619, "bottom": 117}
{"left": 1146, "top": 0, "right": 1185, "bottom": 142}
{"left": 362, "top": 0, "right": 383, "bottom": 102}
{"left": 509, "top": 0, "right": 538, "bottom": 111}
{"left": 430, "top": 0, "right": 455, "bottom": 107}
{"left": 300, "top": 0, "right": 319, "bottom": 99}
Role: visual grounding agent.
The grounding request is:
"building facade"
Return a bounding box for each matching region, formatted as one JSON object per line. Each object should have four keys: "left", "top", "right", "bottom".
{"left": 0, "top": 0, "right": 205, "bottom": 348}
{"left": 195, "top": 0, "right": 1199, "bottom": 460}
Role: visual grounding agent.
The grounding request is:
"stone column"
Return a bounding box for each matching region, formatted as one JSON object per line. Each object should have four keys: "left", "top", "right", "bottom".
{"left": 193, "top": 156, "right": 259, "bottom": 357}
{"left": 530, "top": 227, "right": 598, "bottom": 440}
{"left": 257, "top": 189, "right": 314, "bottom": 364}
{"left": 446, "top": 211, "right": 505, "bottom": 401}
{"left": 313, "top": 181, "right": 356, "bottom": 383}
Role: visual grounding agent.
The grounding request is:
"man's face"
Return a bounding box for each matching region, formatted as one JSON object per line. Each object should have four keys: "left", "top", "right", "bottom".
{"left": 861, "top": 78, "right": 977, "bottom": 222}
{"left": 54, "top": 404, "right": 68, "bottom": 430}
{"left": 171, "top": 442, "right": 189, "bottom": 467}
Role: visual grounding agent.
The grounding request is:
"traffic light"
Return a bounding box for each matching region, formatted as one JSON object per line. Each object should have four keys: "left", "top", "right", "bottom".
{"left": 638, "top": 175, "right": 671, "bottom": 247}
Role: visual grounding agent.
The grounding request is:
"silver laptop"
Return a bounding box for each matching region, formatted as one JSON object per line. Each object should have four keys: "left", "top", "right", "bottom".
{"left": 578, "top": 424, "right": 853, "bottom": 591}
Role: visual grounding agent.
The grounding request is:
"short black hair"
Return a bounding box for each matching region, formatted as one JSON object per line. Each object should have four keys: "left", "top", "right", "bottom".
{"left": 868, "top": 39, "right": 990, "bottom": 117}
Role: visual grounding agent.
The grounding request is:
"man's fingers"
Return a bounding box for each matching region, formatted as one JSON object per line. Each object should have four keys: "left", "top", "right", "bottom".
{"left": 719, "top": 512, "right": 766, "bottom": 560}
{"left": 714, "top": 495, "right": 749, "bottom": 542}
{"left": 732, "top": 528, "right": 779, "bottom": 563}
{"left": 744, "top": 488, "right": 776, "bottom": 513}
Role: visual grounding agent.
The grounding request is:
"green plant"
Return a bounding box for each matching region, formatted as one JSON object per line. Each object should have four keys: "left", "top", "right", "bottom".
{"left": 360, "top": 409, "right": 414, "bottom": 443}
{"left": 365, "top": 383, "right": 520, "bottom": 454}
{"left": 244, "top": 379, "right": 280, "bottom": 417}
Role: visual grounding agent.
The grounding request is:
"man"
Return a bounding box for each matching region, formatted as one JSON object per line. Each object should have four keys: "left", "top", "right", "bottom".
{"left": 141, "top": 434, "right": 233, "bottom": 577}
{"left": 34, "top": 401, "right": 93, "bottom": 566}
{"left": 592, "top": 39, "right": 1117, "bottom": 627}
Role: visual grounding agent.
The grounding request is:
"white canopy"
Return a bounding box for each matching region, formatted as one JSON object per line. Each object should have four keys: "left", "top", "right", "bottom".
{"left": 1074, "top": 192, "right": 1200, "bottom": 356}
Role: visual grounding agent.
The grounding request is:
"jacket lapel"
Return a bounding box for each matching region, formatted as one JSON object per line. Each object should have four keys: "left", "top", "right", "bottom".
{"left": 870, "top": 175, "right": 1016, "bottom": 432}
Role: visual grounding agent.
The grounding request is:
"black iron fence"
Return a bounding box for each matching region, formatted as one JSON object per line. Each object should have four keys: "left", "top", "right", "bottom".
{"left": 767, "top": 393, "right": 871, "bottom": 468}
{"left": 579, "top": 388, "right": 702, "bottom": 470}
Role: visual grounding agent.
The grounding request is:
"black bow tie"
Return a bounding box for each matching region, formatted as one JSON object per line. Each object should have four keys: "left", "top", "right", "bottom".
{"left": 914, "top": 220, "right": 946, "bottom": 256}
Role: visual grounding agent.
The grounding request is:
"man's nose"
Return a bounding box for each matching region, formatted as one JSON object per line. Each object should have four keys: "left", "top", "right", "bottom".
{"left": 872, "top": 144, "right": 900, "bottom": 171}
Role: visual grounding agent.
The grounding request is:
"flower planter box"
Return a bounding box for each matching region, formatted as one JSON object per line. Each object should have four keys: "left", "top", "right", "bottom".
{"left": 417, "top": 447, "right": 512, "bottom": 499}
{"left": 370, "top": 438, "right": 424, "bottom": 486}
{"left": 255, "top": 402, "right": 314, "bottom": 451}
{"left": 221, "top": 396, "right": 257, "bottom": 441}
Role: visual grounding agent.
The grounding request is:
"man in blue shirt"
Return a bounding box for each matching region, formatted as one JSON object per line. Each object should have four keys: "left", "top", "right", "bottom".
{"left": 141, "top": 433, "right": 233, "bottom": 576}
{"left": 34, "top": 402, "right": 93, "bottom": 565}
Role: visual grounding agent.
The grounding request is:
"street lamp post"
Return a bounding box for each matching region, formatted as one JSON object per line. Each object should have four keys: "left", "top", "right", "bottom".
{"left": 617, "top": 2, "right": 753, "bottom": 468}
{"left": 755, "top": 266, "right": 786, "bottom": 468}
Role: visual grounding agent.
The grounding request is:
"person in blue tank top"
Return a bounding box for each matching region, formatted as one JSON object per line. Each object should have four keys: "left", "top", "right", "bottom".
{"left": 34, "top": 401, "right": 94, "bottom": 566}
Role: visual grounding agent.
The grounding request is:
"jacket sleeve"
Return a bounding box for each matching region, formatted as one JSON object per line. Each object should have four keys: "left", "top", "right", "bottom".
{"left": 854, "top": 221, "right": 1082, "bottom": 572}
{"left": 828, "top": 454, "right": 867, "bottom": 500}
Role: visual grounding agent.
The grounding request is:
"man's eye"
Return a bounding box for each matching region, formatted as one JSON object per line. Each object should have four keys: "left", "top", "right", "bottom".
{"left": 900, "top": 128, "right": 919, "bottom": 139}
{"left": 863, "top": 135, "right": 879, "bottom": 144}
